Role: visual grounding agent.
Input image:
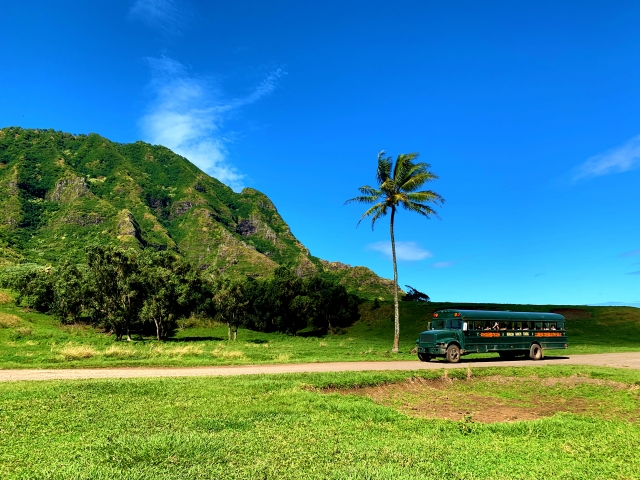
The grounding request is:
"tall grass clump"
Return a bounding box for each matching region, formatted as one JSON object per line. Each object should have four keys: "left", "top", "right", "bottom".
{"left": 58, "top": 344, "right": 97, "bottom": 360}
{"left": 0, "top": 312, "right": 21, "bottom": 328}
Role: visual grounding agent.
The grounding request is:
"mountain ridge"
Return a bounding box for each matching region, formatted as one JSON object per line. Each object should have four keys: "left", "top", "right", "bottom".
{"left": 0, "top": 127, "right": 396, "bottom": 299}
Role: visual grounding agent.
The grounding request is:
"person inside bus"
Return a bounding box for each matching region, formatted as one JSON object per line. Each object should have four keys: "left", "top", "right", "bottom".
{"left": 499, "top": 322, "right": 507, "bottom": 331}
{"left": 543, "top": 323, "right": 549, "bottom": 330}
{"left": 550, "top": 323, "right": 556, "bottom": 330}
{"left": 492, "top": 322, "right": 499, "bottom": 330}
{"left": 522, "top": 322, "right": 529, "bottom": 330}
{"left": 484, "top": 323, "right": 491, "bottom": 330}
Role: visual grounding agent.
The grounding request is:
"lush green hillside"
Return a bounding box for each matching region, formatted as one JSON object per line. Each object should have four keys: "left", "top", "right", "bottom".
{"left": 0, "top": 127, "right": 393, "bottom": 297}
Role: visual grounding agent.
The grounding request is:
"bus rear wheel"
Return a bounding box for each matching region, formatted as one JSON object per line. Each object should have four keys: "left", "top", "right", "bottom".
{"left": 445, "top": 344, "right": 461, "bottom": 363}
{"left": 529, "top": 343, "right": 544, "bottom": 361}
{"left": 417, "top": 353, "right": 431, "bottom": 362}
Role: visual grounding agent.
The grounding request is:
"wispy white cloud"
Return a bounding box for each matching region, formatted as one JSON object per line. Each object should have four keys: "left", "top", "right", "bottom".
{"left": 140, "top": 56, "right": 285, "bottom": 191}
{"left": 432, "top": 261, "right": 455, "bottom": 268}
{"left": 574, "top": 135, "right": 640, "bottom": 181}
{"left": 129, "top": 0, "right": 189, "bottom": 36}
{"left": 621, "top": 249, "right": 640, "bottom": 257}
{"left": 368, "top": 241, "right": 433, "bottom": 261}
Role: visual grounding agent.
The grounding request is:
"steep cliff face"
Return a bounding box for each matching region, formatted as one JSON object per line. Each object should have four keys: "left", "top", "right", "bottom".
{"left": 0, "top": 127, "right": 395, "bottom": 298}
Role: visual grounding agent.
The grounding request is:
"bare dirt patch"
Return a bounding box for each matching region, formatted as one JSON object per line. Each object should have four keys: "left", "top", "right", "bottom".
{"left": 326, "top": 375, "right": 640, "bottom": 423}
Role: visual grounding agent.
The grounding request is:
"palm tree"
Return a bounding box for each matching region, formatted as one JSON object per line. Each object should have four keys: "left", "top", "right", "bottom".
{"left": 346, "top": 151, "right": 443, "bottom": 353}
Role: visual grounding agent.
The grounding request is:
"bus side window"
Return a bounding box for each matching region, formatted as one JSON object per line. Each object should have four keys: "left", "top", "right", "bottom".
{"left": 516, "top": 322, "right": 522, "bottom": 330}
{"left": 535, "top": 322, "right": 542, "bottom": 330}
{"left": 484, "top": 322, "right": 491, "bottom": 330}
{"left": 550, "top": 322, "right": 556, "bottom": 330}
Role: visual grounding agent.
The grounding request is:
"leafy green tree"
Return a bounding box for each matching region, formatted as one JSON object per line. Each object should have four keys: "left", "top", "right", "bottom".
{"left": 305, "top": 276, "right": 359, "bottom": 333}
{"left": 287, "top": 295, "right": 313, "bottom": 335}
{"left": 346, "top": 151, "right": 443, "bottom": 352}
{"left": 138, "top": 250, "right": 198, "bottom": 341}
{"left": 85, "top": 245, "right": 142, "bottom": 341}
{"left": 49, "top": 262, "right": 87, "bottom": 323}
{"left": 0, "top": 264, "right": 53, "bottom": 312}
{"left": 270, "top": 267, "right": 304, "bottom": 334}
{"left": 213, "top": 276, "right": 248, "bottom": 341}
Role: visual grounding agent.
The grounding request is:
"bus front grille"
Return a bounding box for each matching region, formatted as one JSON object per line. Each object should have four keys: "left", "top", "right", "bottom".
{"left": 420, "top": 333, "right": 435, "bottom": 345}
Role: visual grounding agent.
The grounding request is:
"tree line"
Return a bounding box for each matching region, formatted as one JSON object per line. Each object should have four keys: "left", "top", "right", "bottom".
{"left": 0, "top": 245, "right": 360, "bottom": 341}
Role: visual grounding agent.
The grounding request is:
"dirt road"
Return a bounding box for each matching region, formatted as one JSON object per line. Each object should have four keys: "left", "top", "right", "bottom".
{"left": 1, "top": 352, "right": 639, "bottom": 382}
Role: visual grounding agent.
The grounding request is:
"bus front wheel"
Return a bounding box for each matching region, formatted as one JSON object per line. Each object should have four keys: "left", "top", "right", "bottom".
{"left": 529, "top": 343, "right": 544, "bottom": 361}
{"left": 445, "top": 344, "right": 461, "bottom": 363}
{"left": 417, "top": 353, "right": 431, "bottom": 362}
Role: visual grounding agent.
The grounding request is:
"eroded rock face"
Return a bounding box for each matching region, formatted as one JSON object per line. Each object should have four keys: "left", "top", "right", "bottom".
{"left": 63, "top": 212, "right": 103, "bottom": 226}
{"left": 236, "top": 219, "right": 258, "bottom": 236}
{"left": 117, "top": 210, "right": 143, "bottom": 243}
{"left": 173, "top": 201, "right": 194, "bottom": 217}
{"left": 321, "top": 260, "right": 352, "bottom": 271}
{"left": 48, "top": 177, "right": 90, "bottom": 203}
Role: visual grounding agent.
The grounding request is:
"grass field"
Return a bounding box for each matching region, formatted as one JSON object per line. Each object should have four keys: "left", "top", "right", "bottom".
{"left": 1, "top": 289, "right": 640, "bottom": 369}
{"left": 0, "top": 366, "right": 639, "bottom": 479}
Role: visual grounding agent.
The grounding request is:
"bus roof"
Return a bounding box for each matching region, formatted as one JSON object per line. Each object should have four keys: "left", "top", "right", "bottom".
{"left": 436, "top": 309, "right": 565, "bottom": 321}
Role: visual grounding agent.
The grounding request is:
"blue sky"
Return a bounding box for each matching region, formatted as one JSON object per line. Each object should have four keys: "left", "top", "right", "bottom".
{"left": 1, "top": 0, "right": 639, "bottom": 306}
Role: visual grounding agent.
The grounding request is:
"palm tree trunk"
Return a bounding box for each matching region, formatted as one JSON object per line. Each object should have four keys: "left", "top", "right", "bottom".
{"left": 390, "top": 207, "right": 400, "bottom": 353}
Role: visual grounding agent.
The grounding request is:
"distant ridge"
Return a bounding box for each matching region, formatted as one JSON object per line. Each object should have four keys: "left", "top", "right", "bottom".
{"left": 0, "top": 127, "right": 395, "bottom": 299}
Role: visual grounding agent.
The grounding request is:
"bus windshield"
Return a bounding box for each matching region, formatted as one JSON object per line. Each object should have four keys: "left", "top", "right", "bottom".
{"left": 431, "top": 319, "right": 463, "bottom": 330}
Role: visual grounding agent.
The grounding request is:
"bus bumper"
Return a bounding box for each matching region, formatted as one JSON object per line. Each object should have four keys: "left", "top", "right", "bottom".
{"left": 417, "top": 346, "right": 447, "bottom": 355}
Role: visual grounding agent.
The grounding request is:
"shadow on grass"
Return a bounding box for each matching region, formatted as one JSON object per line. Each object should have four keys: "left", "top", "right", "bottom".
{"left": 297, "top": 330, "right": 327, "bottom": 338}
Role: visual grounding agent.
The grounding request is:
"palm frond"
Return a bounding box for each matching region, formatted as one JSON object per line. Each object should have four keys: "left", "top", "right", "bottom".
{"left": 393, "top": 152, "right": 419, "bottom": 185}
{"left": 367, "top": 204, "right": 389, "bottom": 230}
{"left": 344, "top": 195, "right": 379, "bottom": 205}
{"left": 399, "top": 164, "right": 438, "bottom": 192}
{"left": 399, "top": 200, "right": 439, "bottom": 219}
{"left": 376, "top": 151, "right": 392, "bottom": 185}
{"left": 405, "top": 190, "right": 444, "bottom": 205}
{"left": 356, "top": 202, "right": 388, "bottom": 229}
{"left": 344, "top": 185, "right": 382, "bottom": 205}
{"left": 357, "top": 186, "right": 381, "bottom": 197}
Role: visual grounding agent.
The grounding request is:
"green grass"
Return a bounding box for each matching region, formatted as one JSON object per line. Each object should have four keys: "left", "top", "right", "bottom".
{"left": 0, "top": 366, "right": 639, "bottom": 479}
{"left": 1, "top": 290, "right": 640, "bottom": 369}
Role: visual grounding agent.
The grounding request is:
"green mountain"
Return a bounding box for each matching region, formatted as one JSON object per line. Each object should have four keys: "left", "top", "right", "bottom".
{"left": 0, "top": 127, "right": 395, "bottom": 299}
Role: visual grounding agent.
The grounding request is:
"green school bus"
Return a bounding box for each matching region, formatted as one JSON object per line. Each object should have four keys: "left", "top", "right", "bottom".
{"left": 416, "top": 309, "right": 567, "bottom": 363}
